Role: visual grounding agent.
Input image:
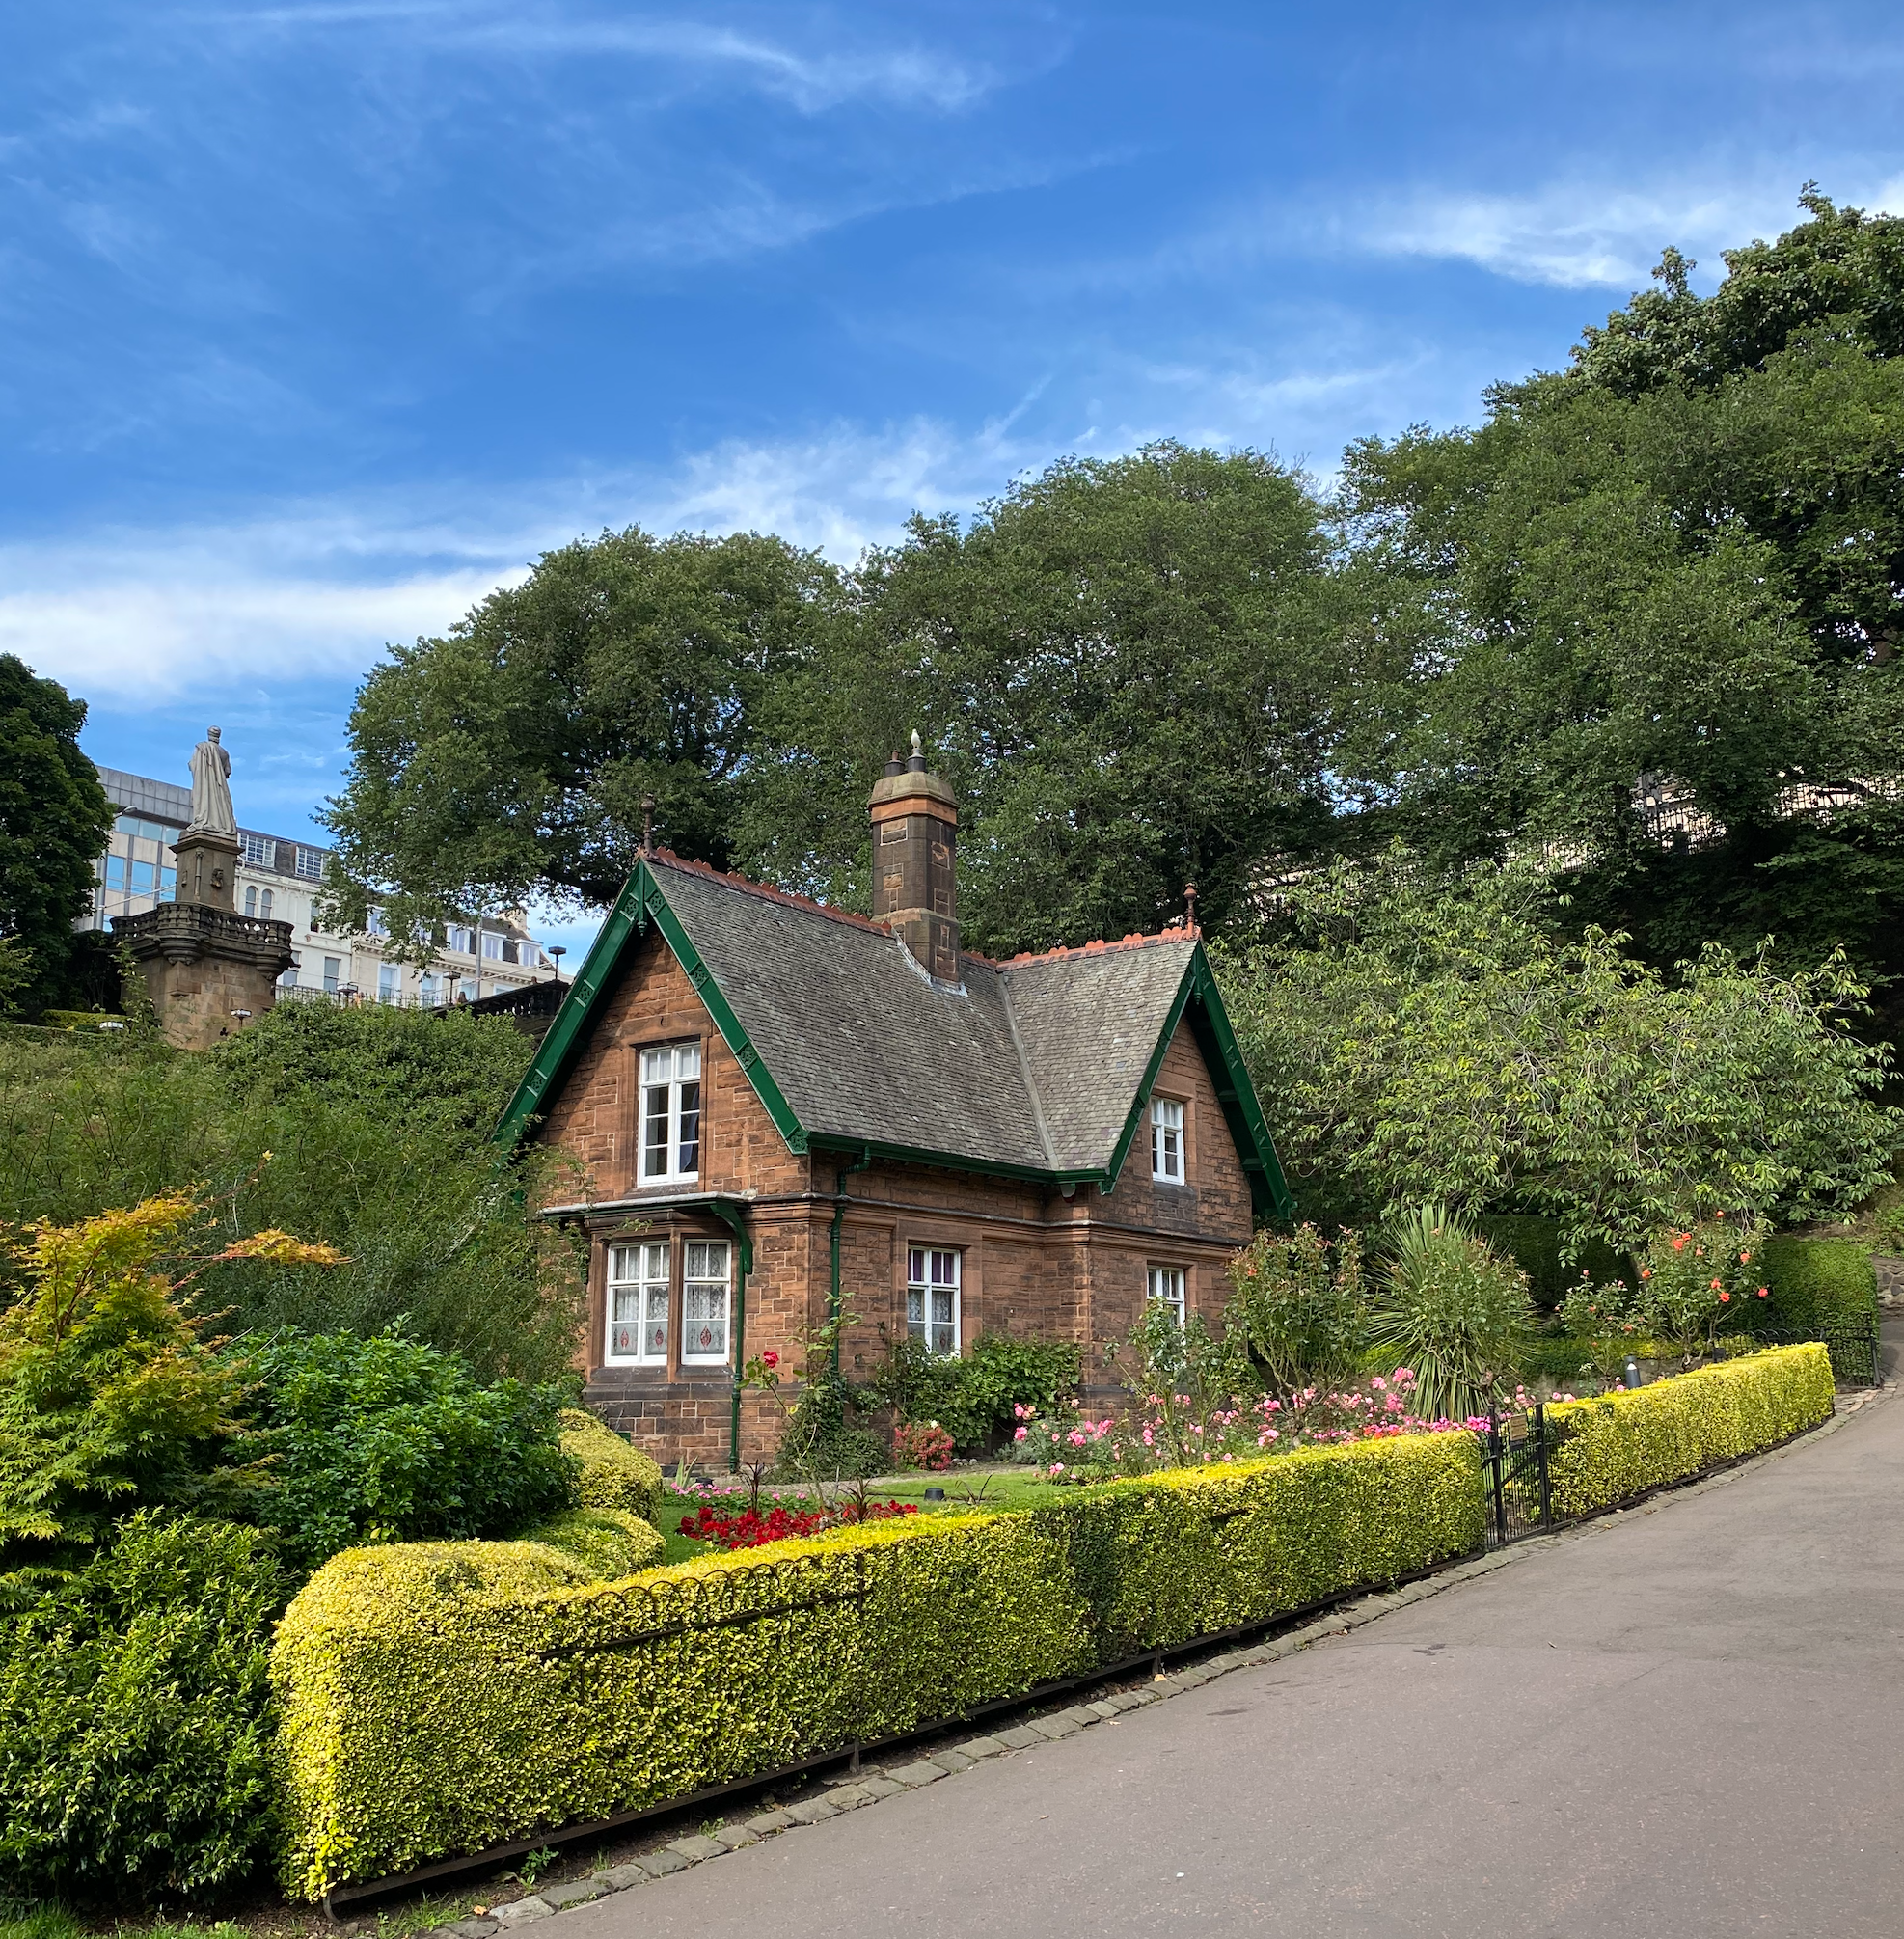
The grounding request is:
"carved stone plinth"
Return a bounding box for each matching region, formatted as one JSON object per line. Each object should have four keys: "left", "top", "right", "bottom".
{"left": 112, "top": 904, "right": 296, "bottom": 1051}
{"left": 173, "top": 828, "right": 240, "bottom": 912}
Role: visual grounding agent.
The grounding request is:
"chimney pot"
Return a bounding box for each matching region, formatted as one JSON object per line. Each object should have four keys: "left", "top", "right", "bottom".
{"left": 907, "top": 728, "right": 926, "bottom": 774}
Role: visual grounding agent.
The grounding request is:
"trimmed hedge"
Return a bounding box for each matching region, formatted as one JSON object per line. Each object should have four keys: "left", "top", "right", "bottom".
{"left": 518, "top": 1509, "right": 666, "bottom": 1578}
{"left": 558, "top": 1408, "right": 663, "bottom": 1527}
{"left": 272, "top": 1433, "right": 1482, "bottom": 1897}
{"left": 1758, "top": 1237, "right": 1878, "bottom": 1330}
{"left": 1544, "top": 1344, "right": 1833, "bottom": 1519}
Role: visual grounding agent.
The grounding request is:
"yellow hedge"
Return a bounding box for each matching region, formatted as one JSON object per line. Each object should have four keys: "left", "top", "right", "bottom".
{"left": 1545, "top": 1343, "right": 1834, "bottom": 1519}
{"left": 558, "top": 1408, "right": 662, "bottom": 1526}
{"left": 272, "top": 1433, "right": 1483, "bottom": 1898}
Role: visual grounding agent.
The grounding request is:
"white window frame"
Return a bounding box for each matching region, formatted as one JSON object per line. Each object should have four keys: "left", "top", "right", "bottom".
{"left": 258, "top": 888, "right": 273, "bottom": 919}
{"left": 242, "top": 833, "right": 273, "bottom": 867}
{"left": 681, "top": 1240, "right": 732, "bottom": 1365}
{"left": 296, "top": 844, "right": 324, "bottom": 881}
{"left": 1150, "top": 1096, "right": 1185, "bottom": 1184}
{"left": 1147, "top": 1264, "right": 1186, "bottom": 1327}
{"left": 907, "top": 1246, "right": 962, "bottom": 1357}
{"left": 606, "top": 1240, "right": 671, "bottom": 1366}
{"left": 322, "top": 956, "right": 341, "bottom": 995}
{"left": 244, "top": 885, "right": 258, "bottom": 916}
{"left": 639, "top": 1041, "right": 703, "bottom": 1185}
{"left": 377, "top": 963, "right": 399, "bottom": 1004}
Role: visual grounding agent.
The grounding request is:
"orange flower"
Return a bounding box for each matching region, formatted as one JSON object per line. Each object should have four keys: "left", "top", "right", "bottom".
{"left": 1671, "top": 1234, "right": 1688, "bottom": 1251}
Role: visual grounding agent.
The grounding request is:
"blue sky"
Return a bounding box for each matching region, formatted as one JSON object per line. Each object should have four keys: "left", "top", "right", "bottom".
{"left": 9, "top": 1, "right": 1904, "bottom": 954}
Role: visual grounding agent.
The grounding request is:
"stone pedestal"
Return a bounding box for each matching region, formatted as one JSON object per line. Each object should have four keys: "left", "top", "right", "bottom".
{"left": 172, "top": 828, "right": 240, "bottom": 912}
{"left": 112, "top": 903, "right": 296, "bottom": 1050}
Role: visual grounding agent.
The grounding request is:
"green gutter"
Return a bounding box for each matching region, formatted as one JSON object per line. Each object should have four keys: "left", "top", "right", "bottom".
{"left": 829, "top": 1146, "right": 873, "bottom": 1373}
{"left": 707, "top": 1197, "right": 755, "bottom": 1472}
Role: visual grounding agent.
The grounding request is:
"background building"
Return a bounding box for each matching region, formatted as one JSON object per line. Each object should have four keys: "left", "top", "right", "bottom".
{"left": 84, "top": 765, "right": 559, "bottom": 1007}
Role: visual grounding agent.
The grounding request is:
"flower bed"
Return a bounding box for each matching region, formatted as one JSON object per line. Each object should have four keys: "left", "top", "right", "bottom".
{"left": 676, "top": 1498, "right": 919, "bottom": 1550}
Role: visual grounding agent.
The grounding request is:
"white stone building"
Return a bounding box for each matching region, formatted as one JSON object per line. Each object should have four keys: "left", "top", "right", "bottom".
{"left": 85, "top": 765, "right": 559, "bottom": 1006}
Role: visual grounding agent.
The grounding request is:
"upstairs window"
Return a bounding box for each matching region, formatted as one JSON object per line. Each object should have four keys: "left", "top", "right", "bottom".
{"left": 481, "top": 931, "right": 503, "bottom": 959}
{"left": 1150, "top": 1097, "right": 1184, "bottom": 1183}
{"left": 296, "top": 845, "right": 324, "bottom": 881}
{"left": 907, "top": 1247, "right": 961, "bottom": 1356}
{"left": 682, "top": 1242, "right": 731, "bottom": 1363}
{"left": 1147, "top": 1264, "right": 1186, "bottom": 1327}
{"left": 241, "top": 833, "right": 273, "bottom": 867}
{"left": 607, "top": 1241, "right": 670, "bottom": 1364}
{"left": 639, "top": 1042, "right": 702, "bottom": 1183}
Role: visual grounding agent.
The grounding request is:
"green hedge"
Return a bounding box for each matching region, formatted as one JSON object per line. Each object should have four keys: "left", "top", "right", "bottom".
{"left": 558, "top": 1408, "right": 663, "bottom": 1527}
{"left": 272, "top": 1434, "right": 1483, "bottom": 1898}
{"left": 1757, "top": 1238, "right": 1878, "bottom": 1330}
{"left": 1476, "top": 1215, "right": 1627, "bottom": 1310}
{"left": 1544, "top": 1344, "right": 1833, "bottom": 1519}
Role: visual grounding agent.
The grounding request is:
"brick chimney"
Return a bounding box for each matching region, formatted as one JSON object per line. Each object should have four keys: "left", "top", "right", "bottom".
{"left": 869, "top": 731, "right": 960, "bottom": 983}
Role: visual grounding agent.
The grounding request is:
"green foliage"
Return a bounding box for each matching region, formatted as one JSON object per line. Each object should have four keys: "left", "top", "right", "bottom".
{"left": 558, "top": 1406, "right": 663, "bottom": 1525}
{"left": 1475, "top": 1215, "right": 1626, "bottom": 1310}
{"left": 1219, "top": 855, "right": 1902, "bottom": 1249}
{"left": 0, "top": 1513, "right": 285, "bottom": 1903}
{"left": 1223, "top": 1224, "right": 1367, "bottom": 1398}
{"left": 272, "top": 1433, "right": 1482, "bottom": 1897}
{"left": 0, "top": 1191, "right": 337, "bottom": 1579}
{"left": 865, "top": 1331, "right": 1080, "bottom": 1452}
{"left": 1369, "top": 1207, "right": 1534, "bottom": 1424}
{"left": 1545, "top": 1344, "right": 1834, "bottom": 1517}
{"left": 0, "top": 658, "right": 115, "bottom": 1020}
{"left": 0, "top": 1010, "right": 585, "bottom": 1380}
{"left": 1335, "top": 195, "right": 1904, "bottom": 989}
{"left": 1558, "top": 1280, "right": 1645, "bottom": 1389}
{"left": 321, "top": 527, "right": 843, "bottom": 948}
{"left": 238, "top": 1329, "right": 578, "bottom": 1573}
{"left": 1757, "top": 1236, "right": 1880, "bottom": 1333}
{"left": 510, "top": 1507, "right": 665, "bottom": 1578}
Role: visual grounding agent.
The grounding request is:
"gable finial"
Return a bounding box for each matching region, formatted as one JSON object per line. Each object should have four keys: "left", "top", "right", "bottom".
{"left": 1184, "top": 882, "right": 1199, "bottom": 935}
{"left": 641, "top": 794, "right": 656, "bottom": 858}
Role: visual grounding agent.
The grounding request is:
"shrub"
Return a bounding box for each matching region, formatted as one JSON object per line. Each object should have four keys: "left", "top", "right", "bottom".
{"left": 558, "top": 1407, "right": 663, "bottom": 1526}
{"left": 1757, "top": 1237, "right": 1879, "bottom": 1332}
{"left": 1632, "top": 1218, "right": 1770, "bottom": 1363}
{"left": 1368, "top": 1207, "right": 1534, "bottom": 1424}
{"left": 0, "top": 1514, "right": 285, "bottom": 1903}
{"left": 1557, "top": 1280, "right": 1645, "bottom": 1389}
{"left": 239, "top": 1329, "right": 578, "bottom": 1574}
{"left": 1544, "top": 1344, "right": 1833, "bottom": 1517}
{"left": 513, "top": 1509, "right": 666, "bottom": 1577}
{"left": 272, "top": 1432, "right": 1483, "bottom": 1897}
{"left": 892, "top": 1421, "right": 955, "bottom": 1471}
{"left": 1476, "top": 1215, "right": 1626, "bottom": 1310}
{"left": 0, "top": 1191, "right": 340, "bottom": 1576}
{"left": 866, "top": 1332, "right": 1080, "bottom": 1453}
{"left": 1224, "top": 1224, "right": 1367, "bottom": 1397}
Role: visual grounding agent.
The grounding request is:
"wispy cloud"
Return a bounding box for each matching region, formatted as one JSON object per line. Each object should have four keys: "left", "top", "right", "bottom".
{"left": 1346, "top": 171, "right": 1904, "bottom": 289}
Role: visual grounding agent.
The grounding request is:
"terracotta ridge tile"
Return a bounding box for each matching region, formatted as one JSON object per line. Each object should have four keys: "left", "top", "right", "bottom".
{"left": 996, "top": 926, "right": 1199, "bottom": 968}
{"left": 646, "top": 848, "right": 894, "bottom": 936}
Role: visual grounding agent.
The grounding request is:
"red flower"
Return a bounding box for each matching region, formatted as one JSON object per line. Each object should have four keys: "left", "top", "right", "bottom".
{"left": 1757, "top": 1287, "right": 1769, "bottom": 1297}
{"left": 1671, "top": 1234, "right": 1688, "bottom": 1251}
{"left": 762, "top": 1350, "right": 779, "bottom": 1369}
{"left": 1719, "top": 1292, "right": 1730, "bottom": 1302}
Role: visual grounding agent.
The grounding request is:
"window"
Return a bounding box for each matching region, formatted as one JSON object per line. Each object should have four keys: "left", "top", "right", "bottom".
{"left": 419, "top": 972, "right": 440, "bottom": 1005}
{"left": 907, "top": 1247, "right": 961, "bottom": 1356}
{"left": 607, "top": 1242, "right": 670, "bottom": 1364}
{"left": 241, "top": 833, "right": 273, "bottom": 867}
{"left": 481, "top": 930, "right": 503, "bottom": 959}
{"left": 1150, "top": 1097, "right": 1184, "bottom": 1183}
{"left": 114, "top": 814, "right": 177, "bottom": 844}
{"left": 158, "top": 866, "right": 176, "bottom": 901}
{"left": 130, "top": 859, "right": 155, "bottom": 893}
{"left": 259, "top": 888, "right": 272, "bottom": 919}
{"left": 1147, "top": 1265, "right": 1186, "bottom": 1327}
{"left": 278, "top": 958, "right": 300, "bottom": 990}
{"left": 377, "top": 964, "right": 399, "bottom": 1004}
{"left": 296, "top": 845, "right": 324, "bottom": 881}
{"left": 458, "top": 977, "right": 477, "bottom": 1002}
{"left": 366, "top": 907, "right": 386, "bottom": 938}
{"left": 322, "top": 956, "right": 340, "bottom": 995}
{"left": 682, "top": 1242, "right": 731, "bottom": 1363}
{"left": 103, "top": 854, "right": 127, "bottom": 889}
{"left": 639, "top": 1042, "right": 702, "bottom": 1183}
{"left": 244, "top": 886, "right": 258, "bottom": 916}
{"left": 446, "top": 924, "right": 474, "bottom": 955}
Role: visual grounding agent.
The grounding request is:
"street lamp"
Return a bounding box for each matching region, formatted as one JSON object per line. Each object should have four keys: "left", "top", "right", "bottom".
{"left": 550, "top": 944, "right": 566, "bottom": 981}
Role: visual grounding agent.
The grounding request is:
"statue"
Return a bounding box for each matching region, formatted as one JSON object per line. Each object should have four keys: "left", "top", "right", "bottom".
{"left": 187, "top": 726, "right": 237, "bottom": 836}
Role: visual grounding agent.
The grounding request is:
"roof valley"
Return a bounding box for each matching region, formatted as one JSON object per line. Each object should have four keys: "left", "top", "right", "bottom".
{"left": 997, "top": 973, "right": 1059, "bottom": 1173}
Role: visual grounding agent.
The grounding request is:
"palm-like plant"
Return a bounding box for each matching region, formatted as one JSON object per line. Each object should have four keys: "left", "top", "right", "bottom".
{"left": 1369, "top": 1205, "right": 1533, "bottom": 1425}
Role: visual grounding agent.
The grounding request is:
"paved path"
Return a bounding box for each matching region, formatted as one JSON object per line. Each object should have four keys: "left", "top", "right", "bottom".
{"left": 562, "top": 1395, "right": 1904, "bottom": 1939}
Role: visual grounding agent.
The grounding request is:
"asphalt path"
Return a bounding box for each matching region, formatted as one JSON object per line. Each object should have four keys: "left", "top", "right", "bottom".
{"left": 565, "top": 1390, "right": 1904, "bottom": 1939}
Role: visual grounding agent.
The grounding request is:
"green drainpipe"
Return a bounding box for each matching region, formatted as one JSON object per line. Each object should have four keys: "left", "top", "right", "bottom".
{"left": 830, "top": 1147, "right": 873, "bottom": 1374}
{"left": 709, "top": 1198, "right": 754, "bottom": 1473}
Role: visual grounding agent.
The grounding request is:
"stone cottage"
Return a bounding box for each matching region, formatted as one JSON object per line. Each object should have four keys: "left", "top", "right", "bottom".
{"left": 497, "top": 743, "right": 1292, "bottom": 1469}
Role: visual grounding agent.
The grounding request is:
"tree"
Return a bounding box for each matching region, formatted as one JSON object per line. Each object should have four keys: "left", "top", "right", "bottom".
{"left": 1334, "top": 193, "right": 1904, "bottom": 990}
{"left": 0, "top": 657, "right": 114, "bottom": 1017}
{"left": 840, "top": 444, "right": 1344, "bottom": 952}
{"left": 319, "top": 528, "right": 843, "bottom": 953}
{"left": 1218, "top": 855, "right": 1901, "bottom": 1251}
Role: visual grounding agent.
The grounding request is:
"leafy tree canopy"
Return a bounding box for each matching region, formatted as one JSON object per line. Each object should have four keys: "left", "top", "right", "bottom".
{"left": 0, "top": 656, "right": 114, "bottom": 1017}
{"left": 1334, "top": 193, "right": 1904, "bottom": 984}
{"left": 1218, "top": 855, "right": 1901, "bottom": 1252}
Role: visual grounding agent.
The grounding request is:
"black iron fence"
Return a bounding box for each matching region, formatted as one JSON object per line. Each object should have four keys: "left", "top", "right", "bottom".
{"left": 1752, "top": 1317, "right": 1884, "bottom": 1388}
{"left": 1481, "top": 1405, "right": 1554, "bottom": 1549}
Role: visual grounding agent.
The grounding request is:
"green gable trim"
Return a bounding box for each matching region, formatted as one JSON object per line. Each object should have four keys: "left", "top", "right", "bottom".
{"left": 1101, "top": 946, "right": 1295, "bottom": 1226}
{"left": 493, "top": 860, "right": 809, "bottom": 1156}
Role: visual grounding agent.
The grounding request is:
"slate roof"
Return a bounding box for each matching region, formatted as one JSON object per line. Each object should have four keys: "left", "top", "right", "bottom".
{"left": 499, "top": 851, "right": 1291, "bottom": 1211}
